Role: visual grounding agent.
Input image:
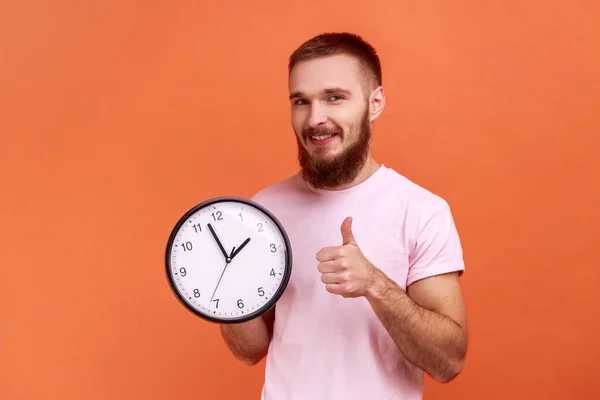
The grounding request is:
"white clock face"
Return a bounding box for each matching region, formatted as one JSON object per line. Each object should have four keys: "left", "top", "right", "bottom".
{"left": 166, "top": 198, "right": 291, "bottom": 323}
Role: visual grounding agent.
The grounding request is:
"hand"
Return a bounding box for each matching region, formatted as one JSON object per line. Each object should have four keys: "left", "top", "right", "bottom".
{"left": 316, "top": 217, "right": 378, "bottom": 298}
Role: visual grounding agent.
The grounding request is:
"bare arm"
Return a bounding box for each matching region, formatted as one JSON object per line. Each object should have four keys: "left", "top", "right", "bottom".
{"left": 220, "top": 305, "right": 276, "bottom": 366}
{"left": 318, "top": 206, "right": 467, "bottom": 382}
{"left": 365, "top": 270, "right": 468, "bottom": 383}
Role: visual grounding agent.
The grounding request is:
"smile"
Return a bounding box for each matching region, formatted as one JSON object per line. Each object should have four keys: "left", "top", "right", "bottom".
{"left": 311, "top": 134, "right": 333, "bottom": 140}
{"left": 307, "top": 133, "right": 338, "bottom": 146}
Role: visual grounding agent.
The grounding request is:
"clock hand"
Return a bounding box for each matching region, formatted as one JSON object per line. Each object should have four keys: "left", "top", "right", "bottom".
{"left": 230, "top": 237, "right": 251, "bottom": 260}
{"left": 207, "top": 223, "right": 230, "bottom": 262}
{"left": 210, "top": 248, "right": 234, "bottom": 301}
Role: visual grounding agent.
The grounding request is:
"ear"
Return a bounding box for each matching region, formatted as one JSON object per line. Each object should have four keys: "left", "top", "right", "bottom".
{"left": 368, "top": 85, "right": 385, "bottom": 122}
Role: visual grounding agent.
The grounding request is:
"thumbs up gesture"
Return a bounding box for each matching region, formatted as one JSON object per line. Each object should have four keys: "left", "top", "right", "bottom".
{"left": 316, "top": 217, "right": 378, "bottom": 298}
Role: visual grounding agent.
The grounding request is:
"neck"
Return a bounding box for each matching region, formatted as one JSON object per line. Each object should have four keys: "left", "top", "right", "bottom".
{"left": 324, "top": 156, "right": 381, "bottom": 191}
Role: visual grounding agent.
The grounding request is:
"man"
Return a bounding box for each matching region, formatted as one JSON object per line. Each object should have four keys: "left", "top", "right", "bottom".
{"left": 220, "top": 32, "right": 468, "bottom": 400}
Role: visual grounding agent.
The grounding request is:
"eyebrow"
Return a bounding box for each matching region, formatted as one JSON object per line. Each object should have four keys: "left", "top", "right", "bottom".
{"left": 289, "top": 87, "right": 352, "bottom": 100}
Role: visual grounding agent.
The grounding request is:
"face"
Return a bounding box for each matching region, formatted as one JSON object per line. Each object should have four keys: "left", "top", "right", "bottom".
{"left": 288, "top": 54, "right": 384, "bottom": 189}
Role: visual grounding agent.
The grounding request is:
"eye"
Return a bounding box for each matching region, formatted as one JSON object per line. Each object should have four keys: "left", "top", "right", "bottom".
{"left": 328, "top": 95, "right": 343, "bottom": 102}
{"left": 294, "top": 99, "right": 309, "bottom": 105}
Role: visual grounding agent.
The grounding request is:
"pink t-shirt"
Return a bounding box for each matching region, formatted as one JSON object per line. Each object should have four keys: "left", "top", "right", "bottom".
{"left": 251, "top": 164, "right": 465, "bottom": 400}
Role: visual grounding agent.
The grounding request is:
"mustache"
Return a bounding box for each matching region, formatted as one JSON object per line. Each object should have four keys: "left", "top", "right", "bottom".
{"left": 302, "top": 125, "right": 342, "bottom": 137}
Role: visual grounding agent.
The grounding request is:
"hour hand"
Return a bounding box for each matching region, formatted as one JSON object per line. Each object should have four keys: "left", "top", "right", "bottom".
{"left": 207, "top": 223, "right": 230, "bottom": 261}
{"left": 230, "top": 237, "right": 251, "bottom": 260}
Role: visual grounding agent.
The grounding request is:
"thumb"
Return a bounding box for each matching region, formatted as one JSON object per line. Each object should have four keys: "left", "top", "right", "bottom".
{"left": 341, "top": 216, "right": 357, "bottom": 245}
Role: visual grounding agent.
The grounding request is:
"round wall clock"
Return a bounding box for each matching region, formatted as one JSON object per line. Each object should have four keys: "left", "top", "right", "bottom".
{"left": 165, "top": 196, "right": 292, "bottom": 323}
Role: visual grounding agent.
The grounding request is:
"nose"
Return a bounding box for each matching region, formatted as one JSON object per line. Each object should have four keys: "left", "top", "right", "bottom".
{"left": 307, "top": 102, "right": 327, "bottom": 128}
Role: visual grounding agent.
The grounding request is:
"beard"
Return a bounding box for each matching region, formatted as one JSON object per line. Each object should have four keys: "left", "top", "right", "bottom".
{"left": 296, "top": 107, "right": 372, "bottom": 189}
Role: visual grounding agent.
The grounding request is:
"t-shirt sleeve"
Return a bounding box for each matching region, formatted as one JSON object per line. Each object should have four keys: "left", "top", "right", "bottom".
{"left": 406, "top": 204, "right": 465, "bottom": 286}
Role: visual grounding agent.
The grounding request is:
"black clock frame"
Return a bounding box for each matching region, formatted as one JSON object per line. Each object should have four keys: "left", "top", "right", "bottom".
{"left": 165, "top": 196, "right": 293, "bottom": 324}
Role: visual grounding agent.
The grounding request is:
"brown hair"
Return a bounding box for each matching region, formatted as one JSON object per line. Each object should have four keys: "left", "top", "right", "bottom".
{"left": 288, "top": 32, "right": 382, "bottom": 91}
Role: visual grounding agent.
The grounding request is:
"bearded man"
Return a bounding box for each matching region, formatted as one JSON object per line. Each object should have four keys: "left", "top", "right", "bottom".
{"left": 220, "top": 32, "right": 469, "bottom": 400}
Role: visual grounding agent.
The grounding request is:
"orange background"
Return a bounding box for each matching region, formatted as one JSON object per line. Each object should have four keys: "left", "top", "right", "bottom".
{"left": 1, "top": 1, "right": 599, "bottom": 399}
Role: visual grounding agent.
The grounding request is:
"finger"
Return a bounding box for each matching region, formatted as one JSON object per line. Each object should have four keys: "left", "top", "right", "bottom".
{"left": 316, "top": 245, "right": 345, "bottom": 262}
{"left": 321, "top": 270, "right": 351, "bottom": 284}
{"left": 320, "top": 272, "right": 342, "bottom": 284}
{"left": 325, "top": 283, "right": 346, "bottom": 296}
{"left": 340, "top": 216, "right": 356, "bottom": 246}
{"left": 317, "top": 260, "right": 339, "bottom": 274}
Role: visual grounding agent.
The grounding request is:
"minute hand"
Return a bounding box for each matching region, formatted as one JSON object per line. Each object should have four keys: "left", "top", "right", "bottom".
{"left": 230, "top": 238, "right": 251, "bottom": 260}
{"left": 207, "top": 223, "right": 230, "bottom": 261}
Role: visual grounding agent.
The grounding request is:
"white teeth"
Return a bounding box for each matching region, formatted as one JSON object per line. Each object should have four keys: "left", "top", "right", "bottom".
{"left": 311, "top": 134, "right": 333, "bottom": 140}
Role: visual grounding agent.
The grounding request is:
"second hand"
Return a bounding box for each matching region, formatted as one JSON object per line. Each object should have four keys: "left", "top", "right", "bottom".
{"left": 210, "top": 246, "right": 235, "bottom": 301}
